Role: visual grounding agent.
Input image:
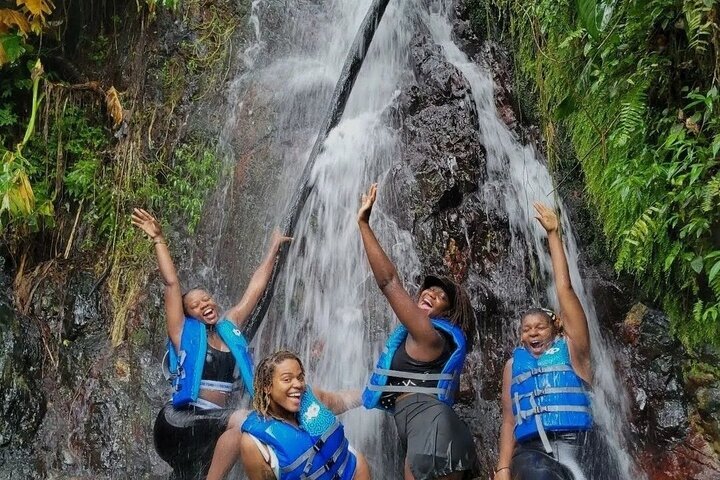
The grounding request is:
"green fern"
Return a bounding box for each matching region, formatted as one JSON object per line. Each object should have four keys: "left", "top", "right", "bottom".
{"left": 683, "top": 0, "right": 713, "bottom": 54}
{"left": 614, "top": 82, "right": 648, "bottom": 147}
{"left": 702, "top": 173, "right": 720, "bottom": 212}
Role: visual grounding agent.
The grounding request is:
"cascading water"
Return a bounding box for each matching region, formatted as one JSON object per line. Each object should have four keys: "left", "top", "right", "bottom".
{"left": 199, "top": 0, "right": 647, "bottom": 478}
{"left": 424, "top": 2, "right": 643, "bottom": 478}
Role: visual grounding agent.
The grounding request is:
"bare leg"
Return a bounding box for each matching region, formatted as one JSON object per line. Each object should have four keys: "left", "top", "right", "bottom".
{"left": 404, "top": 458, "right": 415, "bottom": 480}
{"left": 206, "top": 428, "right": 243, "bottom": 480}
{"left": 353, "top": 451, "right": 371, "bottom": 480}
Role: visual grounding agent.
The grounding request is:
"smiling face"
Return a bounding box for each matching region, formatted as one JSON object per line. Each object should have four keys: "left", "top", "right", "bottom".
{"left": 520, "top": 312, "right": 557, "bottom": 357}
{"left": 266, "top": 358, "right": 306, "bottom": 418}
{"left": 182, "top": 289, "right": 220, "bottom": 325}
{"left": 417, "top": 286, "right": 451, "bottom": 317}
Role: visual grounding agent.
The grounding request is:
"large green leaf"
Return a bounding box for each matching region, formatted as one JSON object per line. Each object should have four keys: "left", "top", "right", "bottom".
{"left": 576, "top": 0, "right": 601, "bottom": 39}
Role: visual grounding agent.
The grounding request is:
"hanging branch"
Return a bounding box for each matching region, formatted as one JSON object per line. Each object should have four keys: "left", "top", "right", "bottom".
{"left": 242, "top": 0, "right": 393, "bottom": 341}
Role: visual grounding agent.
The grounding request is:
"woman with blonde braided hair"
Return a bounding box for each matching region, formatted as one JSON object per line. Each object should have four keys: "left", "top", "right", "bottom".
{"left": 207, "top": 350, "right": 371, "bottom": 480}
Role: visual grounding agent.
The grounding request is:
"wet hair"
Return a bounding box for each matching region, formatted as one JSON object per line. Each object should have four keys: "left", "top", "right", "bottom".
{"left": 520, "top": 307, "right": 562, "bottom": 334}
{"left": 252, "top": 350, "right": 304, "bottom": 418}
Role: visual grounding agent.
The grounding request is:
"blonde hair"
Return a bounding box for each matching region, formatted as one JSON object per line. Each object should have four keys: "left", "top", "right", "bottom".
{"left": 252, "top": 350, "right": 304, "bottom": 417}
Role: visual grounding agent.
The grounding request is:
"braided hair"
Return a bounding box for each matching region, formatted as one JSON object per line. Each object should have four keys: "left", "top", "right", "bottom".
{"left": 442, "top": 283, "right": 477, "bottom": 347}
{"left": 252, "top": 350, "right": 305, "bottom": 418}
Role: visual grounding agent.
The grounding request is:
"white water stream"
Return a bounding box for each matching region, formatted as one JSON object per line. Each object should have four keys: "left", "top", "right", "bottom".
{"left": 209, "top": 0, "right": 643, "bottom": 477}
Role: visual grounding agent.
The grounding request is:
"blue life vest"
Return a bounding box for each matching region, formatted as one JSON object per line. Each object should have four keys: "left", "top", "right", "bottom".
{"left": 165, "top": 316, "right": 255, "bottom": 407}
{"left": 362, "top": 318, "right": 466, "bottom": 410}
{"left": 511, "top": 337, "right": 592, "bottom": 453}
{"left": 242, "top": 388, "right": 356, "bottom": 480}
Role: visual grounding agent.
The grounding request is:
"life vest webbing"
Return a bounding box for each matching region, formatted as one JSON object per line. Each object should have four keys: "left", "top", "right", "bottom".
{"left": 513, "top": 389, "right": 592, "bottom": 454}
{"left": 281, "top": 420, "right": 342, "bottom": 474}
{"left": 365, "top": 384, "right": 445, "bottom": 395}
{"left": 511, "top": 364, "right": 575, "bottom": 385}
{"left": 373, "top": 368, "right": 455, "bottom": 381}
{"left": 199, "top": 379, "right": 234, "bottom": 392}
{"left": 306, "top": 438, "right": 350, "bottom": 480}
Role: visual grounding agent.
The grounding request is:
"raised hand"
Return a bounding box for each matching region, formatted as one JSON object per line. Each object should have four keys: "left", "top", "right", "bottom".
{"left": 270, "top": 228, "right": 293, "bottom": 248}
{"left": 131, "top": 208, "right": 163, "bottom": 240}
{"left": 357, "top": 183, "right": 377, "bottom": 224}
{"left": 533, "top": 202, "right": 559, "bottom": 233}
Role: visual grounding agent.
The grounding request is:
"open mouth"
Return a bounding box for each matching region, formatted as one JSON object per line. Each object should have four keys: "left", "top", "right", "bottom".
{"left": 529, "top": 340, "right": 544, "bottom": 350}
{"left": 202, "top": 307, "right": 217, "bottom": 322}
{"left": 287, "top": 391, "right": 303, "bottom": 405}
{"left": 419, "top": 298, "right": 433, "bottom": 310}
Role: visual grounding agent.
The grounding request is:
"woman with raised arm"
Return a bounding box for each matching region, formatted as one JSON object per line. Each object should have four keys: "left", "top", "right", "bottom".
{"left": 357, "top": 184, "right": 477, "bottom": 480}
{"left": 233, "top": 350, "right": 371, "bottom": 480}
{"left": 131, "top": 208, "right": 290, "bottom": 480}
{"left": 494, "top": 203, "right": 593, "bottom": 480}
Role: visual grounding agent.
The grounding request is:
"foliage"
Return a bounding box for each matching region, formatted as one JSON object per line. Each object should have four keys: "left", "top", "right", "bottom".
{"left": 486, "top": 0, "right": 720, "bottom": 346}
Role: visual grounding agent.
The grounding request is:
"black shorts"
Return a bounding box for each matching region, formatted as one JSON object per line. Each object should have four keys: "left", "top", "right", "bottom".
{"left": 153, "top": 402, "right": 233, "bottom": 480}
{"left": 511, "top": 430, "right": 619, "bottom": 480}
{"left": 393, "top": 394, "right": 477, "bottom": 479}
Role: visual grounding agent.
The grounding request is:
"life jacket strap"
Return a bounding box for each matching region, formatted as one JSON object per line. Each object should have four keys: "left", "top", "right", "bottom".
{"left": 511, "top": 364, "right": 574, "bottom": 385}
{"left": 306, "top": 438, "right": 350, "bottom": 480}
{"left": 373, "top": 368, "right": 455, "bottom": 382}
{"left": 365, "top": 384, "right": 446, "bottom": 395}
{"left": 281, "top": 420, "right": 342, "bottom": 474}
{"left": 200, "top": 379, "right": 234, "bottom": 392}
{"left": 529, "top": 394, "right": 553, "bottom": 454}
{"left": 514, "top": 386, "right": 589, "bottom": 399}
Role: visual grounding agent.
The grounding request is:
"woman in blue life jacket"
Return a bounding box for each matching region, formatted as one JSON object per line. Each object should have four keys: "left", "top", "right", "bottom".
{"left": 357, "top": 184, "right": 477, "bottom": 480}
{"left": 131, "top": 208, "right": 291, "bottom": 480}
{"left": 494, "top": 203, "right": 593, "bottom": 480}
{"left": 231, "top": 350, "right": 371, "bottom": 480}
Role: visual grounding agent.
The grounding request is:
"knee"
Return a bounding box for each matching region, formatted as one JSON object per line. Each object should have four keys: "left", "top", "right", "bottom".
{"left": 227, "top": 409, "right": 249, "bottom": 431}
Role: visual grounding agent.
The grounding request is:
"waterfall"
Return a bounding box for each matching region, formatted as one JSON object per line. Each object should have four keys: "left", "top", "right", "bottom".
{"left": 200, "top": 0, "right": 644, "bottom": 477}
{"left": 423, "top": 2, "right": 642, "bottom": 478}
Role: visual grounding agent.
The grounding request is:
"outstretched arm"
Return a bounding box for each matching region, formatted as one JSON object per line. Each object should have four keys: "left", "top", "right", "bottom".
{"left": 534, "top": 203, "right": 591, "bottom": 380}
{"left": 312, "top": 388, "right": 362, "bottom": 416}
{"left": 131, "top": 208, "right": 184, "bottom": 350}
{"left": 225, "top": 230, "right": 292, "bottom": 326}
{"left": 495, "top": 360, "right": 515, "bottom": 480}
{"left": 357, "top": 184, "right": 440, "bottom": 347}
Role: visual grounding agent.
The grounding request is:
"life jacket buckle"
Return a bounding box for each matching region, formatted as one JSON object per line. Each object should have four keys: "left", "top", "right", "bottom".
{"left": 313, "top": 440, "right": 324, "bottom": 453}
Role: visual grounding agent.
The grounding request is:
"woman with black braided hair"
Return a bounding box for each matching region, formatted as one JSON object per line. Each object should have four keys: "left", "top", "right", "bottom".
{"left": 357, "top": 184, "right": 478, "bottom": 480}
{"left": 494, "top": 203, "right": 594, "bottom": 480}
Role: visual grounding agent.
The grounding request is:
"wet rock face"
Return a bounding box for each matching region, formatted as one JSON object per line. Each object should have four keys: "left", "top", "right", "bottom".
{"left": 0, "top": 300, "right": 46, "bottom": 450}
{"left": 389, "top": 30, "right": 488, "bottom": 277}
{"left": 621, "top": 305, "right": 690, "bottom": 444}
{"left": 1, "top": 266, "right": 168, "bottom": 478}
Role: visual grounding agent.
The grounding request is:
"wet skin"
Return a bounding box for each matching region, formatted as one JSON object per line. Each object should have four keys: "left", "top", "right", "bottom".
{"left": 183, "top": 288, "right": 232, "bottom": 406}
{"left": 520, "top": 313, "right": 555, "bottom": 358}
{"left": 267, "top": 359, "right": 306, "bottom": 424}
{"left": 417, "top": 286, "right": 450, "bottom": 317}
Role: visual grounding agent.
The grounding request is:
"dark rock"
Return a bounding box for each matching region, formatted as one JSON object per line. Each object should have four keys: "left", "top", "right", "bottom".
{"left": 0, "top": 301, "right": 46, "bottom": 449}
{"left": 621, "top": 305, "right": 690, "bottom": 446}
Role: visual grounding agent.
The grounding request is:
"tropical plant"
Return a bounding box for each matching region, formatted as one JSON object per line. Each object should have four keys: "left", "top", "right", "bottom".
{"left": 484, "top": 0, "right": 720, "bottom": 346}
